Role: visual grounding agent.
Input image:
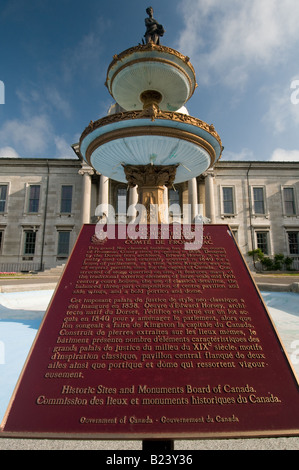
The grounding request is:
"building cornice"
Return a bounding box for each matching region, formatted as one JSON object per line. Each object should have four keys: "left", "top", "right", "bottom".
{"left": 0, "top": 158, "right": 81, "bottom": 167}
{"left": 215, "top": 160, "right": 299, "bottom": 168}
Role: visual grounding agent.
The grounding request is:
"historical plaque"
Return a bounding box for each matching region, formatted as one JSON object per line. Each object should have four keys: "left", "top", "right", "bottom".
{"left": 1, "top": 224, "right": 298, "bottom": 438}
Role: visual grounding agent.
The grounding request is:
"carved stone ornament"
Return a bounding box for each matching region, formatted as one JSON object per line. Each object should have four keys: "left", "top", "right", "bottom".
{"left": 78, "top": 168, "right": 94, "bottom": 176}
{"left": 122, "top": 163, "right": 179, "bottom": 189}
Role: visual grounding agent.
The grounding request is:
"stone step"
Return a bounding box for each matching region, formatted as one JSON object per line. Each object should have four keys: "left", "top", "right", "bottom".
{"left": 38, "top": 264, "right": 66, "bottom": 276}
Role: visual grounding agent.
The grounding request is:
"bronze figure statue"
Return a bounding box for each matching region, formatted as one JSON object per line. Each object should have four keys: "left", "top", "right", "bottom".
{"left": 144, "top": 7, "right": 165, "bottom": 45}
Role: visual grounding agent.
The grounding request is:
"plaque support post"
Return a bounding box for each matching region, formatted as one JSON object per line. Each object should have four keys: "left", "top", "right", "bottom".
{"left": 142, "top": 440, "right": 174, "bottom": 452}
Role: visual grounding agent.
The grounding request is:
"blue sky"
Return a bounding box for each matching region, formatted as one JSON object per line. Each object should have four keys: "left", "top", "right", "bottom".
{"left": 0, "top": 0, "right": 299, "bottom": 162}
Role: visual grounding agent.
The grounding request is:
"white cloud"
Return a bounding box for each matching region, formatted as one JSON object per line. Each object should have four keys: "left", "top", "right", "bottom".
{"left": 44, "top": 87, "right": 72, "bottom": 119}
{"left": 54, "top": 136, "right": 76, "bottom": 159}
{"left": 270, "top": 148, "right": 299, "bottom": 161}
{"left": 262, "top": 78, "right": 299, "bottom": 133}
{"left": 221, "top": 147, "right": 299, "bottom": 162}
{"left": 177, "top": 0, "right": 299, "bottom": 87}
{"left": 12, "top": 83, "right": 74, "bottom": 158}
{"left": 0, "top": 115, "right": 53, "bottom": 155}
{"left": 222, "top": 148, "right": 256, "bottom": 161}
{"left": 62, "top": 29, "right": 105, "bottom": 83}
{"left": 0, "top": 114, "right": 75, "bottom": 158}
{"left": 0, "top": 146, "right": 20, "bottom": 158}
{"left": 16, "top": 86, "right": 72, "bottom": 119}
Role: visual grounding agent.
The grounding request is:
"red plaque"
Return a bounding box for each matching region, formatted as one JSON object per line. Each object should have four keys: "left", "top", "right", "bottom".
{"left": 1, "top": 225, "right": 298, "bottom": 439}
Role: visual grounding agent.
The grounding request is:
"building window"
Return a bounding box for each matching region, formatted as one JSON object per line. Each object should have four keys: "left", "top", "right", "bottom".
{"left": 253, "top": 187, "right": 265, "bottom": 214}
{"left": 0, "top": 230, "right": 3, "bottom": 253}
{"left": 0, "top": 185, "right": 7, "bottom": 213}
{"left": 287, "top": 232, "right": 299, "bottom": 255}
{"left": 28, "top": 185, "right": 40, "bottom": 213}
{"left": 60, "top": 186, "right": 73, "bottom": 213}
{"left": 231, "top": 229, "right": 238, "bottom": 242}
{"left": 57, "top": 231, "right": 70, "bottom": 257}
{"left": 24, "top": 230, "right": 36, "bottom": 255}
{"left": 256, "top": 231, "right": 269, "bottom": 254}
{"left": 283, "top": 187, "right": 296, "bottom": 215}
{"left": 116, "top": 187, "right": 127, "bottom": 215}
{"left": 169, "top": 188, "right": 181, "bottom": 208}
{"left": 168, "top": 188, "right": 181, "bottom": 222}
{"left": 222, "top": 187, "right": 234, "bottom": 214}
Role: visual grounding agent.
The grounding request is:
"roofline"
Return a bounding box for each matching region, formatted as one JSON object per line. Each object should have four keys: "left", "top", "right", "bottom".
{"left": 216, "top": 160, "right": 299, "bottom": 165}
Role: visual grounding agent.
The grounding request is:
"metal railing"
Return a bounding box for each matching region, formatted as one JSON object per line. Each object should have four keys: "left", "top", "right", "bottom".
{"left": 0, "top": 262, "right": 44, "bottom": 273}
{"left": 292, "top": 259, "right": 299, "bottom": 270}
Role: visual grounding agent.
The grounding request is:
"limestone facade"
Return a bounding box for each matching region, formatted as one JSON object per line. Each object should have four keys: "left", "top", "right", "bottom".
{"left": 0, "top": 158, "right": 82, "bottom": 271}
{"left": 0, "top": 157, "right": 298, "bottom": 271}
{"left": 212, "top": 161, "right": 299, "bottom": 269}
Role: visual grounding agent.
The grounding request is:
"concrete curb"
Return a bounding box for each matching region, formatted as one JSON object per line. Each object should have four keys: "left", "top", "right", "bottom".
{"left": 0, "top": 283, "right": 57, "bottom": 293}
{"left": 257, "top": 283, "right": 292, "bottom": 292}
{"left": 257, "top": 282, "right": 299, "bottom": 293}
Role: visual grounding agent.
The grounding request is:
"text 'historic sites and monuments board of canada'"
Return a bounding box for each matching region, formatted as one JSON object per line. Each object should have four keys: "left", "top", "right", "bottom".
{"left": 1, "top": 224, "right": 298, "bottom": 439}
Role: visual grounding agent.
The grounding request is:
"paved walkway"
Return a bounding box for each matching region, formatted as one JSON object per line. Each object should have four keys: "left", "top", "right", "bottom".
{"left": 252, "top": 273, "right": 299, "bottom": 292}
{"left": 0, "top": 273, "right": 60, "bottom": 292}
{"left": 0, "top": 436, "right": 298, "bottom": 450}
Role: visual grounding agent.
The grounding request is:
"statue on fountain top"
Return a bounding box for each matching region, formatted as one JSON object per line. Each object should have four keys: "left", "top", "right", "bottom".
{"left": 144, "top": 6, "right": 165, "bottom": 45}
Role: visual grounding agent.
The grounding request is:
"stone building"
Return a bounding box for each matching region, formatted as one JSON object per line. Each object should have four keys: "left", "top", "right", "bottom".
{"left": 0, "top": 154, "right": 298, "bottom": 272}
{"left": 0, "top": 157, "right": 82, "bottom": 272}
{"left": 211, "top": 161, "right": 299, "bottom": 271}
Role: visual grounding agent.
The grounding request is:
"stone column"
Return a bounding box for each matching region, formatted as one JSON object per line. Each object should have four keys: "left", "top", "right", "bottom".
{"left": 205, "top": 171, "right": 216, "bottom": 223}
{"left": 163, "top": 186, "right": 169, "bottom": 223}
{"left": 198, "top": 177, "right": 206, "bottom": 217}
{"left": 128, "top": 186, "right": 138, "bottom": 222}
{"left": 98, "top": 175, "right": 109, "bottom": 206}
{"left": 94, "top": 174, "right": 109, "bottom": 221}
{"left": 188, "top": 178, "right": 198, "bottom": 223}
{"left": 79, "top": 168, "right": 94, "bottom": 225}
